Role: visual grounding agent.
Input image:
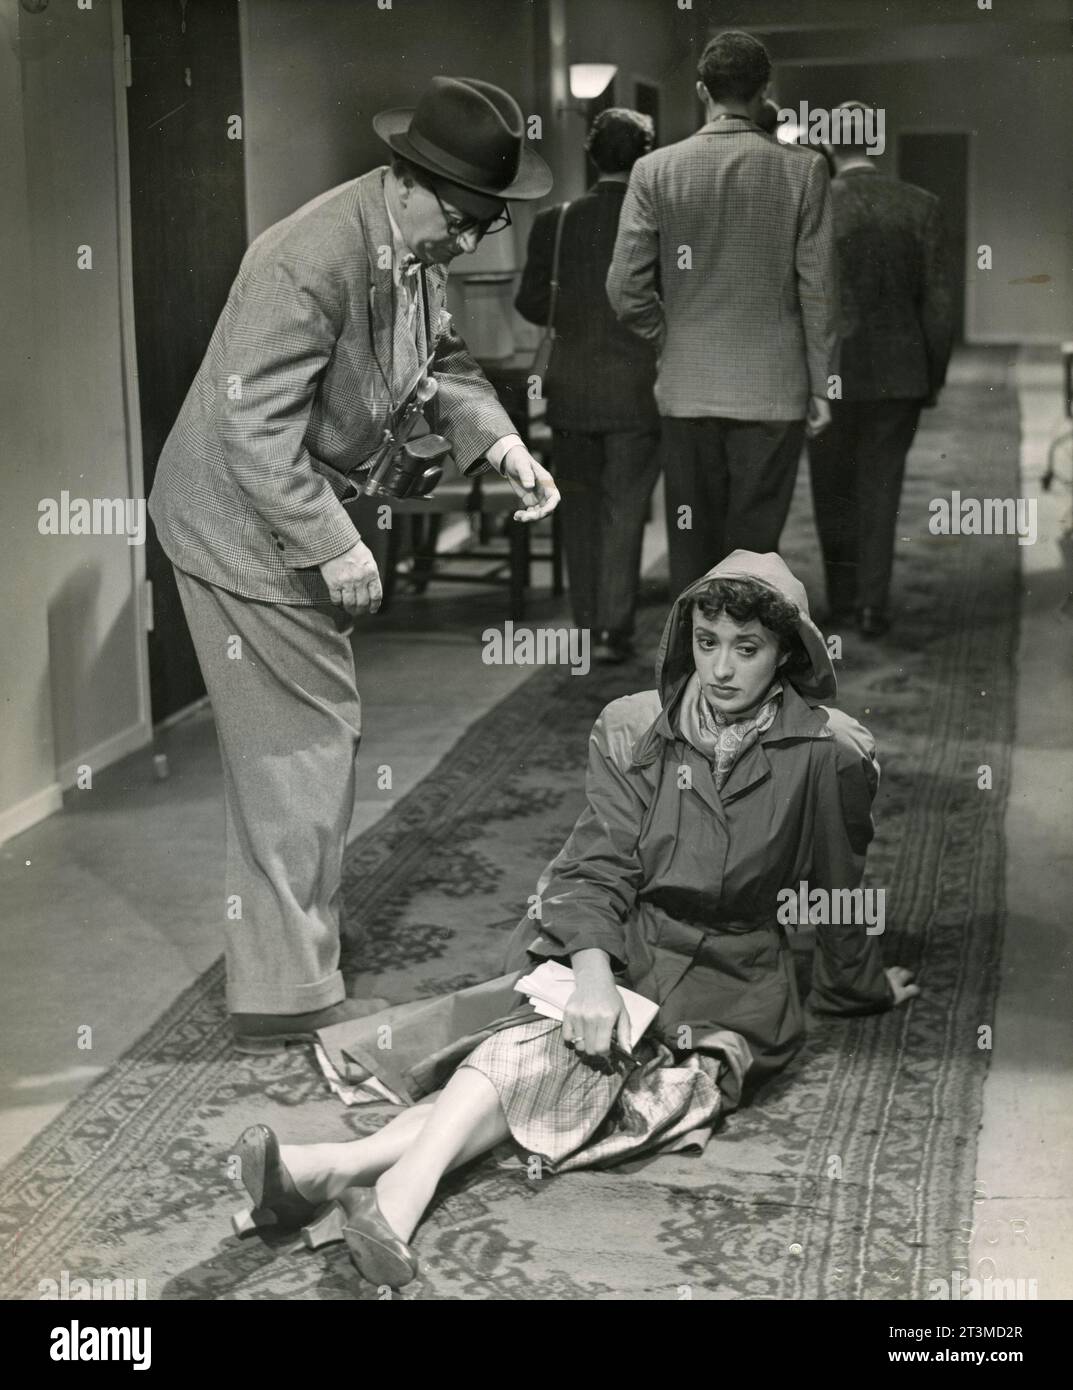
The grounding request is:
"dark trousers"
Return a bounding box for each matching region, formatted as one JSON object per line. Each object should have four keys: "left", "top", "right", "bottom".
{"left": 553, "top": 426, "right": 661, "bottom": 636}
{"left": 660, "top": 416, "right": 805, "bottom": 598}
{"left": 806, "top": 398, "right": 923, "bottom": 615}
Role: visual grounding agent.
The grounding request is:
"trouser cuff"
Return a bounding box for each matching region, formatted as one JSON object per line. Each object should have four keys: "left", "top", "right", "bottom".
{"left": 226, "top": 969, "right": 345, "bottom": 1016}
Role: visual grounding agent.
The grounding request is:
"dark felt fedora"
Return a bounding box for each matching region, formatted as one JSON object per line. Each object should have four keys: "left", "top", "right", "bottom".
{"left": 374, "top": 76, "right": 553, "bottom": 213}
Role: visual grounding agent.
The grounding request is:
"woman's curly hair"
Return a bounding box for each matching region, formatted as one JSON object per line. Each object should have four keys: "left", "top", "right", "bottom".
{"left": 585, "top": 108, "right": 655, "bottom": 175}
{"left": 690, "top": 576, "right": 810, "bottom": 677}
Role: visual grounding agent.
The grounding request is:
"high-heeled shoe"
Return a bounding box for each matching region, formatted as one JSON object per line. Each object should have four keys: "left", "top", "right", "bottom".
{"left": 338, "top": 1187, "right": 418, "bottom": 1289}
{"left": 231, "top": 1124, "right": 342, "bottom": 1244}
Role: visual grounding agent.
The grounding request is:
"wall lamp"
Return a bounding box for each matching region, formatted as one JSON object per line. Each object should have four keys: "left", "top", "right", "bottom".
{"left": 558, "top": 63, "right": 618, "bottom": 115}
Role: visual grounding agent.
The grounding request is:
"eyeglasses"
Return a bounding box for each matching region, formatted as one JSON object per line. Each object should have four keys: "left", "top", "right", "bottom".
{"left": 430, "top": 185, "right": 512, "bottom": 241}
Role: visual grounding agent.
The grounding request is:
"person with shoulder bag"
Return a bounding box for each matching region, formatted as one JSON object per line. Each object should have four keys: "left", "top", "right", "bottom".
{"left": 516, "top": 108, "right": 661, "bottom": 664}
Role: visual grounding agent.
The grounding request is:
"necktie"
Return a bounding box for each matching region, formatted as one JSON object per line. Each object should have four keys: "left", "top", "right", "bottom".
{"left": 391, "top": 260, "right": 424, "bottom": 403}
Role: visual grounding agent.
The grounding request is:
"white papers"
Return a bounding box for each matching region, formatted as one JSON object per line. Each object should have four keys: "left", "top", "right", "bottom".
{"left": 312, "top": 1041, "right": 405, "bottom": 1107}
{"left": 514, "top": 961, "right": 658, "bottom": 1052}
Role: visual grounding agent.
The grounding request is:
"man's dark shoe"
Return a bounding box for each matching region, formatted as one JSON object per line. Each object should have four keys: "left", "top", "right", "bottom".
{"left": 858, "top": 607, "right": 891, "bottom": 640}
{"left": 824, "top": 605, "right": 856, "bottom": 630}
{"left": 593, "top": 629, "right": 634, "bottom": 665}
{"left": 231, "top": 997, "right": 390, "bottom": 1055}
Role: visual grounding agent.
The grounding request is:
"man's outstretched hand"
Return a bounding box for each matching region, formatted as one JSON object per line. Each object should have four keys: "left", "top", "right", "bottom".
{"left": 319, "top": 539, "right": 383, "bottom": 615}
{"left": 501, "top": 444, "right": 560, "bottom": 522}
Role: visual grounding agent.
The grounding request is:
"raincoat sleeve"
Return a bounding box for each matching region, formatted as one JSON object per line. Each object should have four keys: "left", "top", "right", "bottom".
{"left": 523, "top": 699, "right": 651, "bottom": 972}
{"left": 808, "top": 711, "right": 895, "bottom": 1016}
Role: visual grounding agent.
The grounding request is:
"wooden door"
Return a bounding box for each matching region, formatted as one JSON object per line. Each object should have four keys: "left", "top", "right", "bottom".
{"left": 123, "top": 0, "right": 247, "bottom": 720}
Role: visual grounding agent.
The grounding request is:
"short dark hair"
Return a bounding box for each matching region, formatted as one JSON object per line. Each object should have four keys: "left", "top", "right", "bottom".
{"left": 691, "top": 576, "right": 809, "bottom": 675}
{"left": 831, "top": 100, "right": 875, "bottom": 158}
{"left": 697, "top": 30, "right": 771, "bottom": 104}
{"left": 585, "top": 107, "right": 655, "bottom": 174}
{"left": 756, "top": 97, "right": 780, "bottom": 134}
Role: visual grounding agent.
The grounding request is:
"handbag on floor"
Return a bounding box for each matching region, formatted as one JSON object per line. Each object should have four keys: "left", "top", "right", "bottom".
{"left": 530, "top": 201, "right": 570, "bottom": 383}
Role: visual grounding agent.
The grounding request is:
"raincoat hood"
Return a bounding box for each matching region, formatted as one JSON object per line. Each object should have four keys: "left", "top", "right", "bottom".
{"left": 655, "top": 550, "right": 837, "bottom": 705}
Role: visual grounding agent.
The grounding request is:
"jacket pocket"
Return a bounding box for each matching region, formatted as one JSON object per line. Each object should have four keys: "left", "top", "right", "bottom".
{"left": 636, "top": 914, "right": 705, "bottom": 1005}
{"left": 309, "top": 455, "right": 360, "bottom": 501}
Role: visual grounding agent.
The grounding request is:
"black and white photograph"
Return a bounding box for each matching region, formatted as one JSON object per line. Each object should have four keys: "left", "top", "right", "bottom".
{"left": 1, "top": 0, "right": 1070, "bottom": 1334}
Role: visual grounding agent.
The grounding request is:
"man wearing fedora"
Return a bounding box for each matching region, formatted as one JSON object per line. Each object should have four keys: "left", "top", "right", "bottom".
{"left": 148, "top": 77, "right": 557, "bottom": 1052}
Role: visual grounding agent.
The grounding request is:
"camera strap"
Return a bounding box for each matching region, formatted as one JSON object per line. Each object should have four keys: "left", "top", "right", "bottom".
{"left": 419, "top": 267, "right": 433, "bottom": 358}
{"left": 418, "top": 268, "right": 440, "bottom": 432}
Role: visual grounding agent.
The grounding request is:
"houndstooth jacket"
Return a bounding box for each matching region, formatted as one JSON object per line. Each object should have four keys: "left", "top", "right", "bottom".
{"left": 148, "top": 168, "right": 514, "bottom": 604}
{"left": 607, "top": 117, "right": 839, "bottom": 422}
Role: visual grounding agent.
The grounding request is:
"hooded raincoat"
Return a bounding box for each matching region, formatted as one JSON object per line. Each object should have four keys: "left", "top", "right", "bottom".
{"left": 519, "top": 551, "right": 893, "bottom": 1080}
{"left": 320, "top": 553, "right": 893, "bottom": 1153}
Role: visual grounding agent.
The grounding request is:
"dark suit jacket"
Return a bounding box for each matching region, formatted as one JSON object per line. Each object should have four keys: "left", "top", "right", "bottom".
{"left": 515, "top": 181, "right": 658, "bottom": 433}
{"left": 148, "top": 168, "right": 514, "bottom": 604}
{"left": 830, "top": 167, "right": 954, "bottom": 401}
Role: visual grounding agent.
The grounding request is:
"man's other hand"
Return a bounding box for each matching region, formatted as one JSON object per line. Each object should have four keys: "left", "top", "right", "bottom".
{"left": 501, "top": 444, "right": 560, "bottom": 522}
{"left": 805, "top": 395, "right": 832, "bottom": 438}
{"left": 319, "top": 540, "right": 383, "bottom": 615}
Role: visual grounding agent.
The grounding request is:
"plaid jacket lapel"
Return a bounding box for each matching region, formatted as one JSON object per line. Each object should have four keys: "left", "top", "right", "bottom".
{"left": 357, "top": 172, "right": 405, "bottom": 400}
{"left": 422, "top": 265, "right": 448, "bottom": 357}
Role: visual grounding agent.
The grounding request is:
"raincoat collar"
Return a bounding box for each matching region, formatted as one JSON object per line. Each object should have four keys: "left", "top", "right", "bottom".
{"left": 631, "top": 677, "right": 831, "bottom": 770}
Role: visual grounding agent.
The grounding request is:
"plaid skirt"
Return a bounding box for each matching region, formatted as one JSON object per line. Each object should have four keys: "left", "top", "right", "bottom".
{"left": 460, "top": 1016, "right": 726, "bottom": 1173}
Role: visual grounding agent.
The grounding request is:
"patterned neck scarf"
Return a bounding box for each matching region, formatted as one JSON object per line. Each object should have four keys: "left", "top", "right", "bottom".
{"left": 677, "top": 671, "right": 783, "bottom": 790}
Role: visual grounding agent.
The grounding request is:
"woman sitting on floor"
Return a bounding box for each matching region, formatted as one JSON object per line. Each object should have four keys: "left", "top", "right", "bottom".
{"left": 233, "top": 550, "right": 919, "bottom": 1288}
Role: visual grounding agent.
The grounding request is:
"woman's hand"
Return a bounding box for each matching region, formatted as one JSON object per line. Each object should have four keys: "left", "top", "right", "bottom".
{"left": 886, "top": 965, "right": 920, "bottom": 1007}
{"left": 562, "top": 949, "right": 631, "bottom": 1066}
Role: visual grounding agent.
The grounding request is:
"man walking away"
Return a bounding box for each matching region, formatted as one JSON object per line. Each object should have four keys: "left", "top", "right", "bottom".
{"left": 516, "top": 108, "right": 660, "bottom": 664}
{"left": 607, "top": 30, "right": 839, "bottom": 598}
{"left": 807, "top": 101, "right": 954, "bottom": 637}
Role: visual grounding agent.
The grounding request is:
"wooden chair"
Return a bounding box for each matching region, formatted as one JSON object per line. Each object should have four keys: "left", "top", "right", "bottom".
{"left": 380, "top": 470, "right": 562, "bottom": 621}
{"left": 379, "top": 357, "right": 563, "bottom": 621}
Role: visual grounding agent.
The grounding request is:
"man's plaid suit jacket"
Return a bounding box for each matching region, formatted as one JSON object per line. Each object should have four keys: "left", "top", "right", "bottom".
{"left": 148, "top": 168, "right": 514, "bottom": 604}
{"left": 607, "top": 117, "right": 839, "bottom": 422}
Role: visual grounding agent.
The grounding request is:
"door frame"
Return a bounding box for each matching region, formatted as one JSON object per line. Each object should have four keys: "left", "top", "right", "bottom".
{"left": 894, "top": 124, "right": 976, "bottom": 344}
{"left": 630, "top": 73, "right": 663, "bottom": 147}
{"left": 109, "top": 1, "right": 154, "bottom": 740}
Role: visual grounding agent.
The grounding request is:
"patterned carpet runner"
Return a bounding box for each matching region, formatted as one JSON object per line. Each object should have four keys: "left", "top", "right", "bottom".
{"left": 0, "top": 350, "right": 1020, "bottom": 1299}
